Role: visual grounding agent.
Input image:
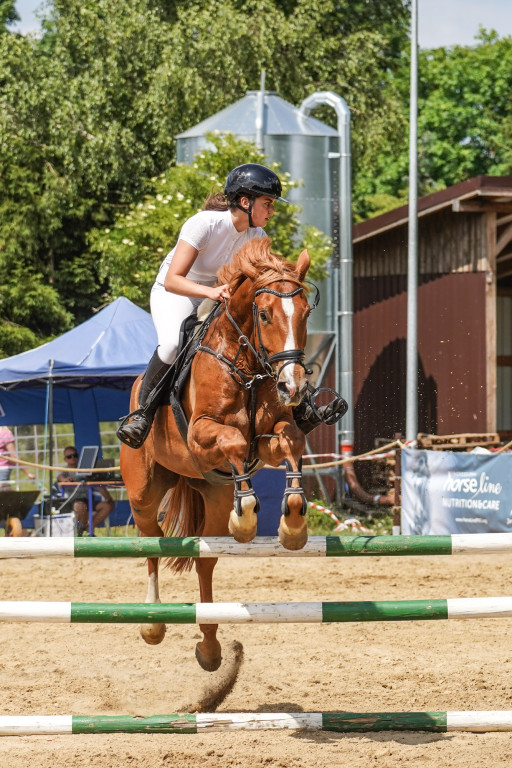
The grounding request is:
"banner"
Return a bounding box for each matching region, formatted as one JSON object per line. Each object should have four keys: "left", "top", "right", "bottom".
{"left": 401, "top": 448, "right": 512, "bottom": 534}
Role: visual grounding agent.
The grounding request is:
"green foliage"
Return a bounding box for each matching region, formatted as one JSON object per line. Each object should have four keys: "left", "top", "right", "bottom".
{"left": 89, "top": 134, "right": 331, "bottom": 307}
{"left": 0, "top": 322, "right": 38, "bottom": 358}
{"left": 0, "top": 0, "right": 409, "bottom": 350}
{"left": 354, "top": 30, "right": 512, "bottom": 218}
{"left": 0, "top": 0, "right": 18, "bottom": 29}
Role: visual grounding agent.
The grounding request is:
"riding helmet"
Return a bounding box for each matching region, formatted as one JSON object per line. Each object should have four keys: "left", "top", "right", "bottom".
{"left": 224, "top": 163, "right": 287, "bottom": 203}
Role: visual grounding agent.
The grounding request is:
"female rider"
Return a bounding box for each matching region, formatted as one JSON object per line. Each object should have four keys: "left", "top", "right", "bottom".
{"left": 117, "top": 163, "right": 346, "bottom": 448}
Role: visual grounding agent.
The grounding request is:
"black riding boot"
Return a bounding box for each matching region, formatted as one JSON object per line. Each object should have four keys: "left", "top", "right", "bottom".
{"left": 293, "top": 388, "right": 348, "bottom": 436}
{"left": 116, "top": 350, "right": 172, "bottom": 449}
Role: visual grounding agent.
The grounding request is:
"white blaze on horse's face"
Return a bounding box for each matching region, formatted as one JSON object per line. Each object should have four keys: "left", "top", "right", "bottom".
{"left": 273, "top": 294, "right": 308, "bottom": 406}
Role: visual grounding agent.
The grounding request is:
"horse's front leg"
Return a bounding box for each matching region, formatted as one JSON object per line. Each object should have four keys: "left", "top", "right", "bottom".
{"left": 189, "top": 419, "right": 259, "bottom": 544}
{"left": 257, "top": 419, "right": 308, "bottom": 551}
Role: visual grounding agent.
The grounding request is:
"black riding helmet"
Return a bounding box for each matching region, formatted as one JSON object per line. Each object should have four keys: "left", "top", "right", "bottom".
{"left": 225, "top": 163, "right": 287, "bottom": 227}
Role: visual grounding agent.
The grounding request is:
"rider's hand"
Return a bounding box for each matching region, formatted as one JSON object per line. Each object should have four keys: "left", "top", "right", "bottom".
{"left": 208, "top": 284, "right": 231, "bottom": 301}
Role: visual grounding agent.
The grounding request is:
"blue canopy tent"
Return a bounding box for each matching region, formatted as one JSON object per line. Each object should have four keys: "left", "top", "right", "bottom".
{"left": 0, "top": 298, "right": 157, "bottom": 527}
{"left": 0, "top": 297, "right": 156, "bottom": 445}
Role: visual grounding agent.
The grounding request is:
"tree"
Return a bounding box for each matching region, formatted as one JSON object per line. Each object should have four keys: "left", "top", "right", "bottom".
{"left": 0, "top": 0, "right": 18, "bottom": 30}
{"left": 354, "top": 30, "right": 512, "bottom": 219}
{"left": 0, "top": 0, "right": 410, "bottom": 353}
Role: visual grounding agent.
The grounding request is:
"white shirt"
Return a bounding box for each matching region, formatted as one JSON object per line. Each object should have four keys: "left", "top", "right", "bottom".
{"left": 154, "top": 209, "right": 265, "bottom": 288}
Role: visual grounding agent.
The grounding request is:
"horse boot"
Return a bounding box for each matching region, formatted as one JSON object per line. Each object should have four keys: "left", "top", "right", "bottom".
{"left": 293, "top": 387, "right": 348, "bottom": 436}
{"left": 116, "top": 350, "right": 172, "bottom": 449}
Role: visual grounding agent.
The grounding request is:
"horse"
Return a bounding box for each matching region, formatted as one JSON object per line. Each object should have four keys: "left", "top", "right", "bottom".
{"left": 121, "top": 237, "right": 315, "bottom": 671}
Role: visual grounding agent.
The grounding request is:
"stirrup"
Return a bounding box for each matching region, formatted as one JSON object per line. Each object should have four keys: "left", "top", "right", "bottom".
{"left": 308, "top": 386, "right": 348, "bottom": 426}
{"left": 116, "top": 408, "right": 153, "bottom": 449}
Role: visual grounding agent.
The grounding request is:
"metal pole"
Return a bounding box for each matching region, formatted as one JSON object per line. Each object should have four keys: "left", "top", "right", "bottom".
{"left": 255, "top": 71, "right": 265, "bottom": 151}
{"left": 48, "top": 361, "right": 54, "bottom": 537}
{"left": 406, "top": 0, "right": 419, "bottom": 442}
{"left": 299, "top": 92, "right": 353, "bottom": 457}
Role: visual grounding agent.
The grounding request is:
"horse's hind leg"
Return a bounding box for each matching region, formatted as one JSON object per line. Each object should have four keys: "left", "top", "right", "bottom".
{"left": 195, "top": 557, "right": 221, "bottom": 671}
{"left": 192, "top": 484, "right": 232, "bottom": 671}
{"left": 122, "top": 447, "right": 176, "bottom": 646}
{"left": 138, "top": 493, "right": 171, "bottom": 646}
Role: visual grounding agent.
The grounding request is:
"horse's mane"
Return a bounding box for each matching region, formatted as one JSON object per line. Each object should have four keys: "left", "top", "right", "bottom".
{"left": 217, "top": 237, "right": 306, "bottom": 293}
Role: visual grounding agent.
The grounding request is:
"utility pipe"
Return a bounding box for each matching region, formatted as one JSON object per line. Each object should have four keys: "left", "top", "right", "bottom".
{"left": 299, "top": 92, "right": 353, "bottom": 456}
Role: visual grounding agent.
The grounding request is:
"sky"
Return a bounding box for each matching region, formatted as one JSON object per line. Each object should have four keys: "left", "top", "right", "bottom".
{"left": 9, "top": 0, "right": 512, "bottom": 48}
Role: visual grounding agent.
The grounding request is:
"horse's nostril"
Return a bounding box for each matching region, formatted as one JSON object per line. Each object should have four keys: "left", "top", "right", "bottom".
{"left": 277, "top": 382, "right": 288, "bottom": 395}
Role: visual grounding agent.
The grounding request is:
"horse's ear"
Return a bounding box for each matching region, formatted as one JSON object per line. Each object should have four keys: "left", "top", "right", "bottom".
{"left": 296, "top": 249, "right": 310, "bottom": 281}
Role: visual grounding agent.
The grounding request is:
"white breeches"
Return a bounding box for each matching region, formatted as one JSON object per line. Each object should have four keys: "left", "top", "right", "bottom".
{"left": 150, "top": 283, "right": 204, "bottom": 365}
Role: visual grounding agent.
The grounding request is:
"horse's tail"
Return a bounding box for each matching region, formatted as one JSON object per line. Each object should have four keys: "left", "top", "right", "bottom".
{"left": 159, "top": 476, "right": 205, "bottom": 573}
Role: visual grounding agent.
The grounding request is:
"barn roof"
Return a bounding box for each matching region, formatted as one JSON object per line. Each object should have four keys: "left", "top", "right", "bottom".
{"left": 353, "top": 176, "right": 512, "bottom": 244}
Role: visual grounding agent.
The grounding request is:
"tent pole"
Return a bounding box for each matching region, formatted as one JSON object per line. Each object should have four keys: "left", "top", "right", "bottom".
{"left": 48, "top": 361, "right": 54, "bottom": 537}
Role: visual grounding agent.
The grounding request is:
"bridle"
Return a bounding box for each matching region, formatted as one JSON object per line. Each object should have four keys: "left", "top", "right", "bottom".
{"left": 197, "top": 279, "right": 320, "bottom": 390}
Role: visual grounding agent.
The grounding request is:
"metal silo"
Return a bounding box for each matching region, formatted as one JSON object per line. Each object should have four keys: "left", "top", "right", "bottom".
{"left": 176, "top": 90, "right": 339, "bottom": 335}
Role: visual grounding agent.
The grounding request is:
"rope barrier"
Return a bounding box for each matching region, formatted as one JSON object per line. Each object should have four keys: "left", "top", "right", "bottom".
{"left": 0, "top": 454, "right": 120, "bottom": 474}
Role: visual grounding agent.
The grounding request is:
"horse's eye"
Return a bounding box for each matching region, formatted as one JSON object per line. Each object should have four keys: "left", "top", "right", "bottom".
{"left": 259, "top": 310, "right": 269, "bottom": 322}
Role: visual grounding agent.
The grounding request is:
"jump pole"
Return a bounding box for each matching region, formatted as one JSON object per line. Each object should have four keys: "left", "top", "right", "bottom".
{"left": 2, "top": 597, "right": 512, "bottom": 623}
{"left": 2, "top": 533, "right": 512, "bottom": 558}
{"left": 2, "top": 711, "right": 512, "bottom": 735}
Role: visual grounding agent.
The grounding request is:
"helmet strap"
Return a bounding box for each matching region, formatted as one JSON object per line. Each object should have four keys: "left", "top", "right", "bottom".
{"left": 236, "top": 197, "right": 255, "bottom": 227}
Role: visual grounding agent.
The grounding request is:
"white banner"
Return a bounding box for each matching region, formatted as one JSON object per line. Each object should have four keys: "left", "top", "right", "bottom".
{"left": 401, "top": 448, "right": 512, "bottom": 534}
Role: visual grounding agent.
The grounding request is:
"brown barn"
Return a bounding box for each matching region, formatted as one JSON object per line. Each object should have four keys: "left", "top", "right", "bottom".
{"left": 351, "top": 175, "right": 512, "bottom": 453}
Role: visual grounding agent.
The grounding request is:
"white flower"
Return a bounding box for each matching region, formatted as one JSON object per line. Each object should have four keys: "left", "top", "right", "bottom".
{"left": 104, "top": 228, "right": 110, "bottom": 233}
{"left": 122, "top": 238, "right": 130, "bottom": 244}
{"left": 176, "top": 192, "right": 184, "bottom": 201}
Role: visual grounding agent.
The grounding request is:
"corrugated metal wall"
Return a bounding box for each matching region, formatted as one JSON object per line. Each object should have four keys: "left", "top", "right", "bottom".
{"left": 352, "top": 209, "right": 490, "bottom": 453}
{"left": 497, "top": 294, "right": 512, "bottom": 431}
{"left": 355, "top": 211, "right": 487, "bottom": 278}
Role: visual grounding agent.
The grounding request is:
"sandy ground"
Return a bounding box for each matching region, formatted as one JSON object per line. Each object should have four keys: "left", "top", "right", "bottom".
{"left": 1, "top": 543, "right": 512, "bottom": 767}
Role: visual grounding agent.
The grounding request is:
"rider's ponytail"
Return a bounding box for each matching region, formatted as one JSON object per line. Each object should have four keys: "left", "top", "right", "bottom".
{"left": 203, "top": 191, "right": 230, "bottom": 211}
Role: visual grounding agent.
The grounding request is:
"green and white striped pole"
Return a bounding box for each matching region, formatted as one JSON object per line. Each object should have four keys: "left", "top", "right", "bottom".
{"left": 2, "top": 533, "right": 512, "bottom": 558}
{"left": 1, "top": 711, "right": 512, "bottom": 735}
{"left": 1, "top": 597, "right": 512, "bottom": 623}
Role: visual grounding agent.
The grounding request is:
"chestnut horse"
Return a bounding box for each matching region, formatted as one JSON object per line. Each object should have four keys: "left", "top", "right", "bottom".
{"left": 121, "top": 237, "right": 314, "bottom": 670}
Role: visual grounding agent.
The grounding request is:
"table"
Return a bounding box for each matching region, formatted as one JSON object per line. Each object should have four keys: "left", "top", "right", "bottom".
{"left": 57, "top": 481, "right": 125, "bottom": 536}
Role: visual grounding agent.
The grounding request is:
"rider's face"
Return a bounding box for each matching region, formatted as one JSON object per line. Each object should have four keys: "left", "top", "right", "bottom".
{"left": 241, "top": 195, "right": 275, "bottom": 228}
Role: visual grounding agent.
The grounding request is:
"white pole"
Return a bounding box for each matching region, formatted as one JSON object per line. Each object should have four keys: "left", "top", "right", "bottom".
{"left": 406, "top": 0, "right": 419, "bottom": 442}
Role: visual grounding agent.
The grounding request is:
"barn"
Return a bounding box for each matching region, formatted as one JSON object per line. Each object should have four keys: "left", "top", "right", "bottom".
{"left": 350, "top": 175, "right": 512, "bottom": 454}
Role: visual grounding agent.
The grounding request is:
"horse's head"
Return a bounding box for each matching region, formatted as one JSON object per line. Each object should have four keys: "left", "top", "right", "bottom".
{"left": 217, "top": 239, "right": 314, "bottom": 407}
{"left": 252, "top": 248, "right": 312, "bottom": 406}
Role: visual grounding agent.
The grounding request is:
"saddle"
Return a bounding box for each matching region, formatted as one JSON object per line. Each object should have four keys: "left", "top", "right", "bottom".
{"left": 160, "top": 303, "right": 258, "bottom": 485}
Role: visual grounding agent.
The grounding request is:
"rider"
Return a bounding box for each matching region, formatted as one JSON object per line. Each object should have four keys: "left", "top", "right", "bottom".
{"left": 117, "top": 163, "right": 346, "bottom": 449}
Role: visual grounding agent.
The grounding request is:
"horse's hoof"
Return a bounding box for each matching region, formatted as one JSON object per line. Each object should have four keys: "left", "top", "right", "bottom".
{"left": 278, "top": 519, "right": 308, "bottom": 551}
{"left": 195, "top": 643, "right": 222, "bottom": 672}
{"left": 228, "top": 508, "right": 257, "bottom": 543}
{"left": 140, "top": 623, "right": 166, "bottom": 645}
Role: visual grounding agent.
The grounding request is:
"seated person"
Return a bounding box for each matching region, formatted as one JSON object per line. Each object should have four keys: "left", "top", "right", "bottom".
{"left": 56, "top": 445, "right": 114, "bottom": 535}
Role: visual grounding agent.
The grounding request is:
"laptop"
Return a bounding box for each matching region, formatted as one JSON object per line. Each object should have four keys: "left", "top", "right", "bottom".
{"left": 91, "top": 457, "right": 117, "bottom": 482}
{"left": 77, "top": 446, "right": 99, "bottom": 479}
{"left": 0, "top": 490, "right": 40, "bottom": 521}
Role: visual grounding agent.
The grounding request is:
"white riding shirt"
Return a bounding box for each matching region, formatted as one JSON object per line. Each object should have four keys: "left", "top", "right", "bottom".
{"left": 151, "top": 209, "right": 264, "bottom": 364}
